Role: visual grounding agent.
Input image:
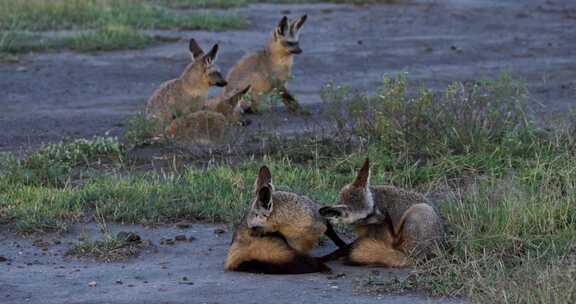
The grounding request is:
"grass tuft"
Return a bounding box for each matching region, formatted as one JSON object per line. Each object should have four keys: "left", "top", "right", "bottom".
{"left": 65, "top": 232, "right": 150, "bottom": 262}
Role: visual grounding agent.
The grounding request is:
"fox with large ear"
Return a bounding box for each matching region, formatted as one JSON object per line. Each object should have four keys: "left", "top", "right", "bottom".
{"left": 209, "top": 14, "right": 308, "bottom": 116}
{"left": 319, "top": 158, "right": 446, "bottom": 266}
{"left": 145, "top": 38, "right": 227, "bottom": 127}
{"left": 225, "top": 165, "right": 347, "bottom": 274}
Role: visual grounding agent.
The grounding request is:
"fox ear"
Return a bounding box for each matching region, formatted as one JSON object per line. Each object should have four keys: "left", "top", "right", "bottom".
{"left": 290, "top": 14, "right": 307, "bottom": 33}
{"left": 203, "top": 43, "right": 219, "bottom": 65}
{"left": 257, "top": 186, "right": 272, "bottom": 210}
{"left": 254, "top": 166, "right": 272, "bottom": 192}
{"left": 226, "top": 85, "right": 251, "bottom": 107}
{"left": 352, "top": 158, "right": 370, "bottom": 188}
{"left": 188, "top": 38, "right": 204, "bottom": 60}
{"left": 275, "top": 16, "right": 289, "bottom": 38}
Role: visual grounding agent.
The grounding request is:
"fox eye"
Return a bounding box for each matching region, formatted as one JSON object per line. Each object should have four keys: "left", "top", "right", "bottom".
{"left": 282, "top": 41, "right": 298, "bottom": 47}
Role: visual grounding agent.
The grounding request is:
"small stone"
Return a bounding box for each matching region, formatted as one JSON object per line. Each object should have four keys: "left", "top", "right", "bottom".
{"left": 327, "top": 273, "right": 346, "bottom": 280}
{"left": 188, "top": 236, "right": 196, "bottom": 242}
{"left": 115, "top": 280, "right": 123, "bottom": 285}
{"left": 88, "top": 281, "right": 97, "bottom": 287}
{"left": 175, "top": 222, "right": 192, "bottom": 229}
{"left": 117, "top": 232, "right": 141, "bottom": 243}
{"left": 174, "top": 235, "right": 187, "bottom": 242}
{"left": 160, "top": 238, "right": 175, "bottom": 245}
{"left": 182, "top": 276, "right": 188, "bottom": 281}
{"left": 213, "top": 228, "right": 226, "bottom": 235}
{"left": 53, "top": 240, "right": 62, "bottom": 245}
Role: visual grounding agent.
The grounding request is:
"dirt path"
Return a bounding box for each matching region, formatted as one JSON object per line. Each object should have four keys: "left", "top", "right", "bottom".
{"left": 0, "top": 223, "right": 462, "bottom": 304}
{"left": 1, "top": 0, "right": 575, "bottom": 153}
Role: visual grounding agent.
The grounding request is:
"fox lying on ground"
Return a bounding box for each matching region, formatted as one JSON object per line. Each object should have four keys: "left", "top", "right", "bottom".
{"left": 319, "top": 159, "right": 446, "bottom": 267}
{"left": 164, "top": 85, "right": 250, "bottom": 144}
{"left": 209, "top": 15, "right": 308, "bottom": 116}
{"left": 225, "top": 166, "right": 347, "bottom": 274}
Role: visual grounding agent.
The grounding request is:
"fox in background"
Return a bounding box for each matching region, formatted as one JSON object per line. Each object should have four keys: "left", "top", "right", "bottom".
{"left": 145, "top": 39, "right": 249, "bottom": 144}
{"left": 207, "top": 14, "right": 309, "bottom": 116}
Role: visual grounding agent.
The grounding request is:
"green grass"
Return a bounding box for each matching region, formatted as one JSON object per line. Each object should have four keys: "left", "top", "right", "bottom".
{"left": 155, "top": 0, "right": 249, "bottom": 9}
{"left": 0, "top": 26, "right": 172, "bottom": 54}
{"left": 122, "top": 113, "right": 162, "bottom": 149}
{"left": 1, "top": 74, "right": 575, "bottom": 302}
{"left": 64, "top": 25, "right": 161, "bottom": 52}
{"left": 0, "top": 0, "right": 246, "bottom": 31}
{"left": 0, "top": 0, "right": 246, "bottom": 55}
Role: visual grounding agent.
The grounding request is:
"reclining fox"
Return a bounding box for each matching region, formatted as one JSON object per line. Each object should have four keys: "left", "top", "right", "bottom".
{"left": 225, "top": 166, "right": 346, "bottom": 274}
{"left": 320, "top": 159, "right": 446, "bottom": 266}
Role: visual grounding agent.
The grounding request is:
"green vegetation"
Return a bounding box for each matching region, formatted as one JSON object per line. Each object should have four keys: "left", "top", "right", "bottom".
{"left": 0, "top": 0, "right": 246, "bottom": 55}
{"left": 1, "top": 74, "right": 574, "bottom": 302}
{"left": 122, "top": 113, "right": 162, "bottom": 149}
{"left": 66, "top": 232, "right": 149, "bottom": 262}
{"left": 156, "top": 0, "right": 249, "bottom": 9}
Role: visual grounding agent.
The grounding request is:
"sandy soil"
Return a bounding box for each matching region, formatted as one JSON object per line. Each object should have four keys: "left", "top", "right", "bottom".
{"left": 1, "top": 0, "right": 575, "bottom": 153}
{"left": 0, "top": 223, "right": 462, "bottom": 304}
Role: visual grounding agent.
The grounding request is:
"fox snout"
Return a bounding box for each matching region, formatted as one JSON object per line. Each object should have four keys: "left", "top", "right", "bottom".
{"left": 282, "top": 41, "right": 302, "bottom": 54}
{"left": 290, "top": 47, "right": 302, "bottom": 54}
{"left": 209, "top": 71, "right": 227, "bottom": 87}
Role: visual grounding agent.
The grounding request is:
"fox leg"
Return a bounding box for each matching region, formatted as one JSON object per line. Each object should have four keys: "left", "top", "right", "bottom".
{"left": 396, "top": 203, "right": 445, "bottom": 259}
{"left": 279, "top": 86, "right": 307, "bottom": 114}
{"left": 319, "top": 241, "right": 353, "bottom": 262}
{"left": 346, "top": 238, "right": 411, "bottom": 267}
{"left": 324, "top": 221, "right": 347, "bottom": 249}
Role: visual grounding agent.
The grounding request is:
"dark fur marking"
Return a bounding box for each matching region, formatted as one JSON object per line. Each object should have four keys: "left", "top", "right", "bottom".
{"left": 324, "top": 221, "right": 347, "bottom": 249}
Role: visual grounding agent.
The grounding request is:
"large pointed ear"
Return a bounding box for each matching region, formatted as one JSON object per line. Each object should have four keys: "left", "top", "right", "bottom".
{"left": 202, "top": 43, "right": 219, "bottom": 65}
{"left": 289, "top": 14, "right": 307, "bottom": 33}
{"left": 254, "top": 166, "right": 272, "bottom": 192}
{"left": 188, "top": 38, "right": 204, "bottom": 61}
{"left": 256, "top": 186, "right": 272, "bottom": 210}
{"left": 352, "top": 158, "right": 370, "bottom": 188}
{"left": 226, "top": 85, "right": 251, "bottom": 107}
{"left": 274, "top": 16, "right": 289, "bottom": 38}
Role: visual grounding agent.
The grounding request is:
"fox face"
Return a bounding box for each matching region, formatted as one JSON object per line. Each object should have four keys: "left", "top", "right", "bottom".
{"left": 246, "top": 166, "right": 276, "bottom": 234}
{"left": 319, "top": 158, "right": 375, "bottom": 225}
{"left": 270, "top": 15, "right": 307, "bottom": 55}
{"left": 185, "top": 39, "right": 227, "bottom": 87}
